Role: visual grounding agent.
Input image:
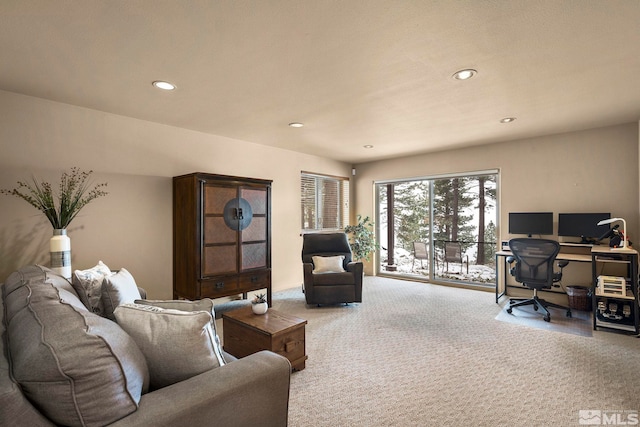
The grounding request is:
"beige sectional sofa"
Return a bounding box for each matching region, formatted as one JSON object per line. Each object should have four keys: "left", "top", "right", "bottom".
{"left": 1, "top": 265, "right": 291, "bottom": 427}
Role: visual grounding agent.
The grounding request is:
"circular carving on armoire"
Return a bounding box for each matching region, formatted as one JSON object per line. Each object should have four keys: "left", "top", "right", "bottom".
{"left": 223, "top": 198, "right": 253, "bottom": 231}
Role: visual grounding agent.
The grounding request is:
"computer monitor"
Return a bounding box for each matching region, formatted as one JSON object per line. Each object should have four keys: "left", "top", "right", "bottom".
{"left": 508, "top": 212, "right": 553, "bottom": 237}
{"left": 558, "top": 212, "right": 610, "bottom": 243}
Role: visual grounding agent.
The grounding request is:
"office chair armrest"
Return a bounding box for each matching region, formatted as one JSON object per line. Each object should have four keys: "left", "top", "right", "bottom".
{"left": 506, "top": 256, "right": 515, "bottom": 264}
{"left": 557, "top": 260, "right": 569, "bottom": 269}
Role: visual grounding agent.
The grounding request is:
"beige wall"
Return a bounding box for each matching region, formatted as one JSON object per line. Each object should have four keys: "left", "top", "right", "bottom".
{"left": 2, "top": 89, "right": 638, "bottom": 295}
{"left": 354, "top": 122, "right": 640, "bottom": 274}
{"left": 0, "top": 90, "right": 351, "bottom": 298}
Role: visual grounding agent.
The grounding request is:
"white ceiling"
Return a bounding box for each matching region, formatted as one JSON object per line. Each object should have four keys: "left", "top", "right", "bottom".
{"left": 1, "top": 1, "right": 639, "bottom": 163}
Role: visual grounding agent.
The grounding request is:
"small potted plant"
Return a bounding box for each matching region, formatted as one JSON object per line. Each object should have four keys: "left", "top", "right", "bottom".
{"left": 251, "top": 293, "right": 268, "bottom": 315}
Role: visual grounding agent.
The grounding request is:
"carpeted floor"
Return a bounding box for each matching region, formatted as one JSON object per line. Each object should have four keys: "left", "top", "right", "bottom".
{"left": 495, "top": 301, "right": 593, "bottom": 337}
{"left": 216, "top": 276, "right": 640, "bottom": 427}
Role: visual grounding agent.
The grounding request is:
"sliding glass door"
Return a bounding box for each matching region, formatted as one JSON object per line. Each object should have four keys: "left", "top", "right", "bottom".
{"left": 376, "top": 171, "right": 498, "bottom": 287}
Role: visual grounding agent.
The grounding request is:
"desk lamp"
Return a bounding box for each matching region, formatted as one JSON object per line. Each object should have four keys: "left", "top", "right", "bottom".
{"left": 598, "top": 217, "right": 629, "bottom": 250}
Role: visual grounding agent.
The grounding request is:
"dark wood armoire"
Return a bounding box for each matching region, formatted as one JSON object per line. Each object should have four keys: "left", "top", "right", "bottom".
{"left": 173, "top": 172, "right": 272, "bottom": 305}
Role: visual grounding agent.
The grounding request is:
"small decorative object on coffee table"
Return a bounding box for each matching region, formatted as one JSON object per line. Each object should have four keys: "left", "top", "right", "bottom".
{"left": 252, "top": 293, "right": 268, "bottom": 315}
{"left": 223, "top": 306, "right": 308, "bottom": 371}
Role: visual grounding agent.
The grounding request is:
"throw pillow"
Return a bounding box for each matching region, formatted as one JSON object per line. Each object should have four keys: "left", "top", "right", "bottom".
{"left": 101, "top": 268, "right": 142, "bottom": 320}
{"left": 134, "top": 298, "right": 225, "bottom": 365}
{"left": 312, "top": 255, "right": 346, "bottom": 273}
{"left": 114, "top": 303, "right": 225, "bottom": 390}
{"left": 71, "top": 260, "right": 113, "bottom": 315}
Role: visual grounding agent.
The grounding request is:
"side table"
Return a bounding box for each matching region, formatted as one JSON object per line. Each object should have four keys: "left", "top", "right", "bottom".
{"left": 222, "top": 306, "right": 308, "bottom": 371}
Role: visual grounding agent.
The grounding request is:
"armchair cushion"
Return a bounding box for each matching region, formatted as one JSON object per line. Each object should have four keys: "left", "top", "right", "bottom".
{"left": 114, "top": 303, "right": 226, "bottom": 390}
{"left": 311, "top": 271, "right": 356, "bottom": 286}
{"left": 312, "top": 255, "right": 346, "bottom": 273}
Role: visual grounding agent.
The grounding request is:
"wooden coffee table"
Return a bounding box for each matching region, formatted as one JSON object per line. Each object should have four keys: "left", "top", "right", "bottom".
{"left": 222, "top": 306, "right": 308, "bottom": 371}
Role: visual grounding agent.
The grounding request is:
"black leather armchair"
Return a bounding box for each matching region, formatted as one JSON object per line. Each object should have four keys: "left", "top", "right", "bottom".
{"left": 302, "top": 233, "right": 363, "bottom": 305}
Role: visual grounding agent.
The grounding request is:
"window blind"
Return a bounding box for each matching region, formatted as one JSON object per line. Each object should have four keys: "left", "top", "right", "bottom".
{"left": 301, "top": 173, "right": 349, "bottom": 231}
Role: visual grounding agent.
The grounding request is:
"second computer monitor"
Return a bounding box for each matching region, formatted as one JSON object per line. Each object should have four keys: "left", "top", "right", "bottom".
{"left": 508, "top": 212, "right": 554, "bottom": 237}
{"left": 557, "top": 212, "right": 611, "bottom": 241}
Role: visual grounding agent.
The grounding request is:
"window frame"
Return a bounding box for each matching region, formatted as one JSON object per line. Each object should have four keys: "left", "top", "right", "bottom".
{"left": 301, "top": 171, "right": 349, "bottom": 232}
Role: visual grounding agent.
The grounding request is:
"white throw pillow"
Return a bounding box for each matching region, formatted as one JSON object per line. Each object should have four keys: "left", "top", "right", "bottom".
{"left": 71, "top": 260, "right": 113, "bottom": 315}
{"left": 101, "top": 268, "right": 142, "bottom": 320}
{"left": 312, "top": 255, "right": 346, "bottom": 273}
{"left": 114, "top": 303, "right": 226, "bottom": 390}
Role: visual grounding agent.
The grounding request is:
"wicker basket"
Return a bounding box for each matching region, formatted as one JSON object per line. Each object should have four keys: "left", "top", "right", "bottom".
{"left": 566, "top": 286, "right": 592, "bottom": 311}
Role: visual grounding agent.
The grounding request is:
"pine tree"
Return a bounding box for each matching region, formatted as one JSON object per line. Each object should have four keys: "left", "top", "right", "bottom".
{"left": 394, "top": 181, "right": 430, "bottom": 251}
{"left": 432, "top": 178, "right": 475, "bottom": 260}
{"left": 475, "top": 175, "right": 496, "bottom": 264}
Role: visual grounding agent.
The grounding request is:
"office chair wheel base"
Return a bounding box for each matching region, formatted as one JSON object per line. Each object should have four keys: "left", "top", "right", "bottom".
{"left": 566, "top": 310, "right": 572, "bottom": 318}
{"left": 533, "top": 305, "right": 539, "bottom": 311}
{"left": 543, "top": 315, "right": 550, "bottom": 322}
{"left": 506, "top": 307, "right": 513, "bottom": 314}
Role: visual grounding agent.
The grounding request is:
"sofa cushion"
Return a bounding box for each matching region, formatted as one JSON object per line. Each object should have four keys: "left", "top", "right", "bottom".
{"left": 3, "top": 265, "right": 149, "bottom": 427}
{"left": 312, "top": 255, "right": 346, "bottom": 273}
{"left": 114, "top": 303, "right": 226, "bottom": 390}
{"left": 101, "top": 268, "right": 142, "bottom": 320}
{"left": 71, "top": 260, "right": 113, "bottom": 315}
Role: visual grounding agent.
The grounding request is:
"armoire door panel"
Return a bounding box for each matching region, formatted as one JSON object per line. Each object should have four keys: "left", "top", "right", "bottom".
{"left": 241, "top": 188, "right": 267, "bottom": 215}
{"left": 242, "top": 216, "right": 266, "bottom": 242}
{"left": 203, "top": 245, "right": 237, "bottom": 276}
{"left": 242, "top": 242, "right": 267, "bottom": 270}
{"left": 204, "top": 185, "right": 236, "bottom": 214}
{"left": 204, "top": 217, "right": 237, "bottom": 244}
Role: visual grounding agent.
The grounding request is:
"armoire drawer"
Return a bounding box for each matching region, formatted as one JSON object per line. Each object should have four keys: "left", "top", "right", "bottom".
{"left": 201, "top": 277, "right": 239, "bottom": 297}
{"left": 238, "top": 270, "right": 270, "bottom": 291}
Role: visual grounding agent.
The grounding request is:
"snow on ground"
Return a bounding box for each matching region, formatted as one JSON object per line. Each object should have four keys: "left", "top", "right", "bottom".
{"left": 379, "top": 247, "right": 496, "bottom": 284}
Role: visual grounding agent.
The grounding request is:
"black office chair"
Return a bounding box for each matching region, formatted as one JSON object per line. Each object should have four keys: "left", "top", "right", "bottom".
{"left": 506, "top": 238, "right": 572, "bottom": 322}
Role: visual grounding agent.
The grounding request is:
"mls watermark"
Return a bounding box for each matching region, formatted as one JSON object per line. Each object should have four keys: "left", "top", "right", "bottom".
{"left": 579, "top": 410, "right": 639, "bottom": 425}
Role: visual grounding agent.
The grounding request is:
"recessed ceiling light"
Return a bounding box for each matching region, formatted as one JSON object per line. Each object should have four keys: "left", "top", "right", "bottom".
{"left": 452, "top": 69, "right": 477, "bottom": 80}
{"left": 500, "top": 117, "right": 516, "bottom": 123}
{"left": 288, "top": 122, "right": 304, "bottom": 128}
{"left": 363, "top": 145, "right": 374, "bottom": 149}
{"left": 152, "top": 81, "right": 176, "bottom": 90}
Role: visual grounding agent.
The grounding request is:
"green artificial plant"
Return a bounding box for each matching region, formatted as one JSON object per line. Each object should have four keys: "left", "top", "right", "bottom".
{"left": 344, "top": 214, "right": 379, "bottom": 262}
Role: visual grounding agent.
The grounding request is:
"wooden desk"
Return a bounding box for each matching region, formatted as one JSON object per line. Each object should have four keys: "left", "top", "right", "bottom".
{"left": 495, "top": 244, "right": 592, "bottom": 303}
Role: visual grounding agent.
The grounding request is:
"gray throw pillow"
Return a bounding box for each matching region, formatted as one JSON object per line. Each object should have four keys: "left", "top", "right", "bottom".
{"left": 114, "top": 303, "right": 226, "bottom": 390}
{"left": 101, "top": 268, "right": 142, "bottom": 320}
{"left": 135, "top": 298, "right": 225, "bottom": 365}
{"left": 71, "top": 260, "right": 112, "bottom": 315}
